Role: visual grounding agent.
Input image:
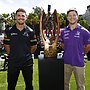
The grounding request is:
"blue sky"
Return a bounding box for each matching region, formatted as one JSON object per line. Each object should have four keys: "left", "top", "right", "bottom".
{"left": 0, "top": 0, "right": 90, "bottom": 15}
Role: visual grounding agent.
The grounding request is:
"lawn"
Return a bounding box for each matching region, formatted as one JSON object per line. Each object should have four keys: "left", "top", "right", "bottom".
{"left": 0, "top": 59, "right": 39, "bottom": 90}
{"left": 0, "top": 59, "right": 90, "bottom": 90}
{"left": 70, "top": 61, "right": 90, "bottom": 90}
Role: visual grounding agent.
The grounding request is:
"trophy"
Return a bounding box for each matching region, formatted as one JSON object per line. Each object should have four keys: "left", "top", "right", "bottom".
{"left": 40, "top": 5, "right": 60, "bottom": 58}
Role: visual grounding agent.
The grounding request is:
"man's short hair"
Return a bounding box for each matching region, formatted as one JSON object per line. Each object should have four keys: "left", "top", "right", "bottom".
{"left": 67, "top": 8, "right": 78, "bottom": 15}
{"left": 16, "top": 8, "right": 26, "bottom": 14}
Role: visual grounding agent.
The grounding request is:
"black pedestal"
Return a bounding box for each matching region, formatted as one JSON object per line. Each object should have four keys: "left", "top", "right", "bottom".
{"left": 38, "top": 58, "right": 64, "bottom": 90}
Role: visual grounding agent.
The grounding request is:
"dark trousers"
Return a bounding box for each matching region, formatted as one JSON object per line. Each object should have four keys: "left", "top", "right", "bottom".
{"left": 7, "top": 63, "right": 33, "bottom": 90}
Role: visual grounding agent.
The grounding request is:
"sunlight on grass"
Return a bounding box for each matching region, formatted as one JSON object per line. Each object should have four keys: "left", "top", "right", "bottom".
{"left": 0, "top": 60, "right": 90, "bottom": 90}
{"left": 0, "top": 59, "right": 39, "bottom": 90}
{"left": 33, "top": 59, "right": 39, "bottom": 90}
{"left": 70, "top": 61, "right": 90, "bottom": 90}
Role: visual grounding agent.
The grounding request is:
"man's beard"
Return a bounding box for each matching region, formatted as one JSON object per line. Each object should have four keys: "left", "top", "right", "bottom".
{"left": 18, "top": 22, "right": 25, "bottom": 25}
{"left": 17, "top": 19, "right": 25, "bottom": 25}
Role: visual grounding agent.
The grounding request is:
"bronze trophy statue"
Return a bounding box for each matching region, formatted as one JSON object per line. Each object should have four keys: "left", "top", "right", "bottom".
{"left": 40, "top": 5, "right": 60, "bottom": 58}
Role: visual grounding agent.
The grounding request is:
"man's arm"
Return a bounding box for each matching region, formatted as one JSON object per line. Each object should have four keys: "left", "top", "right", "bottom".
{"left": 4, "top": 44, "right": 10, "bottom": 55}
{"left": 84, "top": 44, "right": 90, "bottom": 54}
{"left": 61, "top": 43, "right": 64, "bottom": 49}
{"left": 30, "top": 33, "right": 37, "bottom": 53}
{"left": 31, "top": 45, "right": 37, "bottom": 54}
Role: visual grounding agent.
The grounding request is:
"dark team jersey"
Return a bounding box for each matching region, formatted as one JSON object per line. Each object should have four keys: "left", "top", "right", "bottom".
{"left": 4, "top": 24, "right": 37, "bottom": 60}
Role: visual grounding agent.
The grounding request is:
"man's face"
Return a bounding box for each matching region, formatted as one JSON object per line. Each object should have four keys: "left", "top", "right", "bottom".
{"left": 67, "top": 11, "right": 78, "bottom": 25}
{"left": 15, "top": 12, "right": 27, "bottom": 25}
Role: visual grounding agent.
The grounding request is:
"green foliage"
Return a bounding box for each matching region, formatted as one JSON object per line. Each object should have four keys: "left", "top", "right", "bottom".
{"left": 78, "top": 15, "right": 90, "bottom": 30}
{"left": 26, "top": 13, "right": 39, "bottom": 26}
{"left": 0, "top": 13, "right": 15, "bottom": 27}
{"left": 32, "top": 6, "right": 42, "bottom": 19}
{"left": 2, "top": 13, "right": 10, "bottom": 19}
{"left": 79, "top": 19, "right": 89, "bottom": 30}
{"left": 0, "top": 6, "right": 90, "bottom": 30}
{"left": 58, "top": 13, "right": 67, "bottom": 28}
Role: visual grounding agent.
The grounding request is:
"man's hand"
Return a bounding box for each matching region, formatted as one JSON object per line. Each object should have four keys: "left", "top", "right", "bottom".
{"left": 84, "top": 44, "right": 90, "bottom": 54}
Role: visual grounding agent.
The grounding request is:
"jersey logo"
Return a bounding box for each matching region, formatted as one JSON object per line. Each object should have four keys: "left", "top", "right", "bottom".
{"left": 11, "top": 33, "right": 18, "bottom": 36}
{"left": 23, "top": 32, "right": 29, "bottom": 37}
{"left": 64, "top": 30, "right": 70, "bottom": 33}
{"left": 74, "top": 31, "right": 80, "bottom": 38}
{"left": 64, "top": 33, "right": 69, "bottom": 39}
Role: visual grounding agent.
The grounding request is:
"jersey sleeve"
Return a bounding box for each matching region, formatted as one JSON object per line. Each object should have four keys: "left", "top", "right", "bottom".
{"left": 83, "top": 30, "right": 90, "bottom": 45}
{"left": 30, "top": 31, "right": 37, "bottom": 46}
{"left": 3, "top": 28, "right": 11, "bottom": 45}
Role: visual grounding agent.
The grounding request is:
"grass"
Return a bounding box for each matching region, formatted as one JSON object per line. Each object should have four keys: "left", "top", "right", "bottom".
{"left": 0, "top": 59, "right": 90, "bottom": 90}
{"left": 0, "top": 59, "right": 39, "bottom": 90}
{"left": 70, "top": 61, "right": 90, "bottom": 90}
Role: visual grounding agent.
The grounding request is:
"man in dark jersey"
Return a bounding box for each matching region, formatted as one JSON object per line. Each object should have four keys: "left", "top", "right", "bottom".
{"left": 3, "top": 8, "right": 37, "bottom": 90}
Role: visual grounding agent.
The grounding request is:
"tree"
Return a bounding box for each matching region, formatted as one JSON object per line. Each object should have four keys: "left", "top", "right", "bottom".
{"left": 58, "top": 13, "right": 67, "bottom": 28}
{"left": 1, "top": 13, "right": 15, "bottom": 27}
{"left": 26, "top": 13, "right": 39, "bottom": 27}
{"left": 79, "top": 15, "right": 90, "bottom": 30}
{"left": 32, "top": 6, "right": 42, "bottom": 19}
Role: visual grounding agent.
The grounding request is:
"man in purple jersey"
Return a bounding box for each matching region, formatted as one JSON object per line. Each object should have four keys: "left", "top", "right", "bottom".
{"left": 60, "top": 8, "right": 90, "bottom": 90}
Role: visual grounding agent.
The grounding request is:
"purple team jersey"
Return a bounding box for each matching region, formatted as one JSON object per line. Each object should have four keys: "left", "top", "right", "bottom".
{"left": 60, "top": 24, "right": 90, "bottom": 67}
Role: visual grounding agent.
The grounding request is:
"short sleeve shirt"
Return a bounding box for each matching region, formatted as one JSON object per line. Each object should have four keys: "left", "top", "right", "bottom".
{"left": 4, "top": 24, "right": 37, "bottom": 60}
{"left": 60, "top": 24, "right": 90, "bottom": 67}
